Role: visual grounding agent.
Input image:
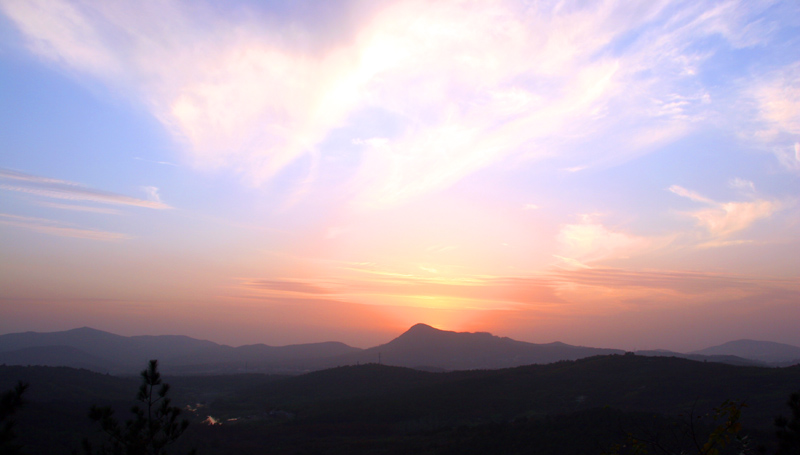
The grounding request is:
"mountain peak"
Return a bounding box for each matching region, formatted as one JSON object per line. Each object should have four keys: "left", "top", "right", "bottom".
{"left": 68, "top": 327, "right": 108, "bottom": 334}
{"left": 406, "top": 323, "right": 438, "bottom": 333}
{"left": 388, "top": 324, "right": 452, "bottom": 348}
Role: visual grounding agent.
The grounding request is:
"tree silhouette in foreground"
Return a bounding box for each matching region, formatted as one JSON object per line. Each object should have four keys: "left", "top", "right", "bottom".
{"left": 775, "top": 391, "right": 800, "bottom": 455}
{"left": 0, "top": 381, "right": 28, "bottom": 455}
{"left": 605, "top": 400, "right": 750, "bottom": 455}
{"left": 80, "top": 360, "right": 195, "bottom": 455}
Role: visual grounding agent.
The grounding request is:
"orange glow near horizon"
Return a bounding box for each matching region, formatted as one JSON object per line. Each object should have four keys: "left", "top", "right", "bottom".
{"left": 1, "top": 1, "right": 799, "bottom": 353}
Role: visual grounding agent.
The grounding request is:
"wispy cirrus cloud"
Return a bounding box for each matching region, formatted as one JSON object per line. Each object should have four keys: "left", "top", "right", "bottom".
{"left": 555, "top": 215, "right": 670, "bottom": 267}
{"left": 239, "top": 264, "right": 800, "bottom": 315}
{"left": 550, "top": 267, "right": 799, "bottom": 296}
{"left": 669, "top": 184, "right": 781, "bottom": 243}
{"left": 35, "top": 201, "right": 122, "bottom": 215}
{"left": 692, "top": 200, "right": 781, "bottom": 240}
{"left": 729, "top": 177, "right": 755, "bottom": 193}
{"left": 749, "top": 62, "right": 800, "bottom": 171}
{"left": 548, "top": 266, "right": 800, "bottom": 313}
{"left": 134, "top": 157, "right": 177, "bottom": 167}
{"left": 241, "top": 270, "right": 565, "bottom": 309}
{"left": 1, "top": 1, "right": 790, "bottom": 206}
{"left": 0, "top": 168, "right": 170, "bottom": 209}
{"left": 0, "top": 213, "right": 129, "bottom": 241}
{"left": 668, "top": 185, "right": 715, "bottom": 204}
{"left": 245, "top": 279, "right": 334, "bottom": 295}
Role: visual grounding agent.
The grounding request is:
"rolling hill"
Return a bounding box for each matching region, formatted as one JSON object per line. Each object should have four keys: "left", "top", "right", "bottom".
{"left": 3, "top": 354, "right": 800, "bottom": 454}
{"left": 327, "top": 323, "right": 625, "bottom": 370}
{"left": 0, "top": 327, "right": 360, "bottom": 374}
{"left": 692, "top": 339, "right": 800, "bottom": 364}
{"left": 2, "top": 324, "right": 797, "bottom": 374}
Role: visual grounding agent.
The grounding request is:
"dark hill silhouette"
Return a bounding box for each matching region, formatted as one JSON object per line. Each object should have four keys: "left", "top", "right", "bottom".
{"left": 0, "top": 327, "right": 220, "bottom": 373}
{"left": 0, "top": 345, "right": 119, "bottom": 372}
{"left": 0, "top": 364, "right": 137, "bottom": 402}
{"left": 4, "top": 356, "right": 800, "bottom": 454}
{"left": 0, "top": 327, "right": 361, "bottom": 374}
{"left": 3, "top": 324, "right": 795, "bottom": 374}
{"left": 211, "top": 354, "right": 800, "bottom": 431}
{"left": 0, "top": 327, "right": 128, "bottom": 353}
{"left": 165, "top": 341, "right": 362, "bottom": 373}
{"left": 634, "top": 349, "right": 764, "bottom": 366}
{"left": 327, "top": 323, "right": 624, "bottom": 370}
{"left": 692, "top": 339, "right": 800, "bottom": 364}
{"left": 250, "top": 363, "right": 442, "bottom": 405}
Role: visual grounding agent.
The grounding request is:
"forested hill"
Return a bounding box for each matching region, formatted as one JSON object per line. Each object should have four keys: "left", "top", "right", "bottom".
{"left": 5, "top": 324, "right": 787, "bottom": 374}
{"left": 2, "top": 354, "right": 799, "bottom": 454}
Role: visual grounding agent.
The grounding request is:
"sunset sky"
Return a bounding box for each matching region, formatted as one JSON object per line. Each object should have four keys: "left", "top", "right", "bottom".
{"left": 1, "top": 0, "right": 798, "bottom": 352}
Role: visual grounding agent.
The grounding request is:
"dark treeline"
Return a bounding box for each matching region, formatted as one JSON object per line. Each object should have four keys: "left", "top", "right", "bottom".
{"left": 2, "top": 355, "right": 800, "bottom": 454}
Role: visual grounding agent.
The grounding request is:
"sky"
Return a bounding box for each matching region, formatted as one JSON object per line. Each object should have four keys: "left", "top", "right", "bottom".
{"left": 0, "top": 0, "right": 799, "bottom": 352}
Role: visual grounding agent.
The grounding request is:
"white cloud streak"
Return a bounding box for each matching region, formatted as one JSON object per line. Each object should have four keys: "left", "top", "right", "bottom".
{"left": 729, "top": 177, "right": 755, "bottom": 193}
{"left": 691, "top": 200, "right": 781, "bottom": 239}
{"left": 134, "top": 157, "right": 177, "bottom": 167}
{"left": 0, "top": 213, "right": 129, "bottom": 241}
{"left": 556, "top": 216, "right": 668, "bottom": 267}
{"left": 141, "top": 186, "right": 163, "bottom": 204}
{"left": 0, "top": 169, "right": 170, "bottom": 209}
{"left": 35, "top": 201, "right": 123, "bottom": 215}
{"left": 753, "top": 63, "right": 800, "bottom": 138}
{"left": 744, "top": 62, "right": 800, "bottom": 172}
{"left": 0, "top": 0, "right": 792, "bottom": 205}
{"left": 669, "top": 185, "right": 715, "bottom": 204}
{"left": 670, "top": 184, "right": 782, "bottom": 242}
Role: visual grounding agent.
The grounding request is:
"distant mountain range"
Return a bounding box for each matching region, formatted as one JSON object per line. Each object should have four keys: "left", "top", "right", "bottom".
{"left": 691, "top": 339, "right": 800, "bottom": 365}
{"left": 631, "top": 349, "right": 762, "bottom": 367}
{"left": 0, "top": 327, "right": 359, "bottom": 374}
{"left": 1, "top": 324, "right": 797, "bottom": 374}
{"left": 330, "top": 323, "right": 624, "bottom": 370}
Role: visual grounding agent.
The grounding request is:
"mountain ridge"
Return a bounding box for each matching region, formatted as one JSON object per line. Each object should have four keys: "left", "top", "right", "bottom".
{"left": 691, "top": 339, "right": 800, "bottom": 364}
{"left": 2, "top": 324, "right": 797, "bottom": 373}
